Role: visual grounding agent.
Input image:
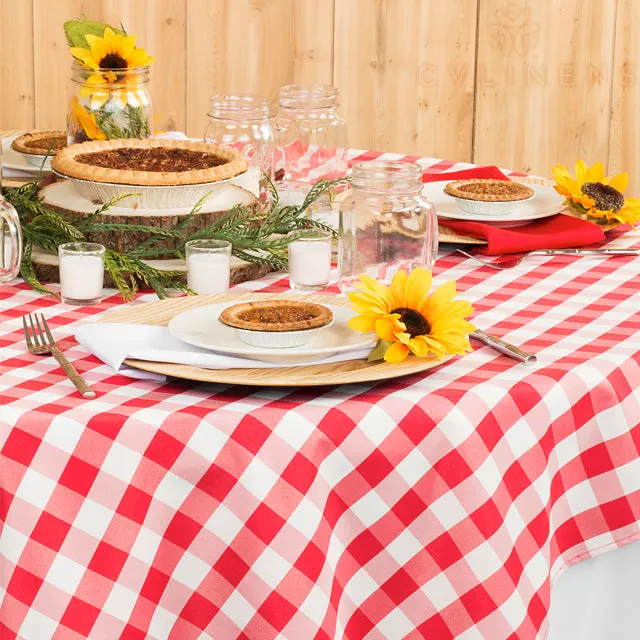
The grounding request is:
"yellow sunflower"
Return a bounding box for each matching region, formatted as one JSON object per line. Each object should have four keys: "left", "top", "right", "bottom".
{"left": 552, "top": 160, "right": 640, "bottom": 228}
{"left": 70, "top": 27, "right": 153, "bottom": 72}
{"left": 69, "top": 96, "right": 106, "bottom": 141}
{"left": 348, "top": 268, "right": 475, "bottom": 363}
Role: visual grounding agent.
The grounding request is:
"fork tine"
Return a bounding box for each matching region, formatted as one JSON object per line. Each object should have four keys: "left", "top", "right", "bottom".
{"left": 28, "top": 313, "right": 43, "bottom": 347}
{"left": 35, "top": 314, "right": 50, "bottom": 347}
{"left": 40, "top": 314, "right": 56, "bottom": 347}
{"left": 22, "top": 316, "right": 34, "bottom": 350}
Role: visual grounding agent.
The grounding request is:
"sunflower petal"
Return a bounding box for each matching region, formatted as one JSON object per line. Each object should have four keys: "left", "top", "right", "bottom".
{"left": 406, "top": 268, "right": 432, "bottom": 310}
{"left": 356, "top": 275, "right": 395, "bottom": 311}
{"left": 377, "top": 317, "right": 406, "bottom": 341}
{"left": 587, "top": 162, "right": 605, "bottom": 183}
{"left": 390, "top": 269, "right": 408, "bottom": 307}
{"left": 348, "top": 315, "right": 377, "bottom": 333}
{"left": 575, "top": 159, "right": 588, "bottom": 186}
{"left": 608, "top": 172, "right": 628, "bottom": 194}
{"left": 383, "top": 341, "right": 410, "bottom": 363}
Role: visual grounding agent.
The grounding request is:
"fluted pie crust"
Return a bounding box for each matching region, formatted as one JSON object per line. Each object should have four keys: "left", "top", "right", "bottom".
{"left": 219, "top": 301, "right": 333, "bottom": 332}
{"left": 12, "top": 130, "right": 67, "bottom": 156}
{"left": 51, "top": 138, "right": 248, "bottom": 186}
{"left": 444, "top": 179, "right": 534, "bottom": 202}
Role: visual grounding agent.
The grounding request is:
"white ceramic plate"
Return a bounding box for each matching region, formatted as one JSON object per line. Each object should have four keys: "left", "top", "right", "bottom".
{"left": 168, "top": 301, "right": 377, "bottom": 364}
{"left": 424, "top": 181, "right": 566, "bottom": 223}
{"left": 2, "top": 136, "right": 52, "bottom": 174}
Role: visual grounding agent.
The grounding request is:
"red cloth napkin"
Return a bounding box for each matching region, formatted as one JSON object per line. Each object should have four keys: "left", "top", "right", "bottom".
{"left": 424, "top": 166, "right": 606, "bottom": 255}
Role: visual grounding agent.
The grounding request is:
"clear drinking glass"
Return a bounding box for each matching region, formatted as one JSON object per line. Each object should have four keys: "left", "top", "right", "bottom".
{"left": 205, "top": 94, "right": 274, "bottom": 200}
{"left": 68, "top": 64, "right": 152, "bottom": 143}
{"left": 58, "top": 242, "right": 105, "bottom": 305}
{"left": 287, "top": 229, "right": 333, "bottom": 291}
{"left": 275, "top": 84, "right": 347, "bottom": 200}
{"left": 0, "top": 198, "right": 22, "bottom": 283}
{"left": 338, "top": 161, "right": 438, "bottom": 293}
{"left": 186, "top": 239, "right": 232, "bottom": 295}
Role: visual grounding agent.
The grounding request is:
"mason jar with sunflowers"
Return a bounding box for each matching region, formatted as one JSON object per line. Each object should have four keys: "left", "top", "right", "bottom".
{"left": 65, "top": 20, "right": 154, "bottom": 143}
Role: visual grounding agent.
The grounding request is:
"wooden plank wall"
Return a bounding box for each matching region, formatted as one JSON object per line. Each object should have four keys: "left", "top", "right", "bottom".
{"left": 1, "top": 0, "right": 638, "bottom": 191}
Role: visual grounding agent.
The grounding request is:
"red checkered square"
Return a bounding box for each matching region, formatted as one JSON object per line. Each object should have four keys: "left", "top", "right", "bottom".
{"left": 246, "top": 503, "right": 286, "bottom": 545}
{"left": 215, "top": 548, "right": 251, "bottom": 587}
{"left": 116, "top": 484, "right": 153, "bottom": 524}
{"left": 59, "top": 597, "right": 101, "bottom": 636}
{"left": 58, "top": 456, "right": 100, "bottom": 496}
{"left": 281, "top": 453, "right": 317, "bottom": 494}
{"left": 30, "top": 512, "right": 70, "bottom": 552}
{"left": 88, "top": 541, "right": 128, "bottom": 581}
{"left": 180, "top": 592, "right": 219, "bottom": 630}
{"left": 5, "top": 567, "right": 43, "bottom": 607}
{"left": 1, "top": 428, "right": 40, "bottom": 467}
{"left": 143, "top": 430, "right": 183, "bottom": 470}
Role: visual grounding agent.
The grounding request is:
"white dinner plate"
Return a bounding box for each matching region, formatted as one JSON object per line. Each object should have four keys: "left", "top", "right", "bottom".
{"left": 168, "top": 301, "right": 377, "bottom": 364}
{"left": 2, "top": 136, "right": 52, "bottom": 174}
{"left": 424, "top": 181, "right": 566, "bottom": 223}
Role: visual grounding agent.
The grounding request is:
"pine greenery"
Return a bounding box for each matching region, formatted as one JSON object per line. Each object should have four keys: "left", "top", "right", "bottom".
{"left": 4, "top": 175, "right": 347, "bottom": 302}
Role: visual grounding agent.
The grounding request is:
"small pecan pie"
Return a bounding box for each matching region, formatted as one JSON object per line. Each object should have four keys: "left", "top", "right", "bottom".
{"left": 51, "top": 138, "right": 248, "bottom": 186}
{"left": 219, "top": 300, "right": 333, "bottom": 332}
{"left": 11, "top": 130, "right": 67, "bottom": 156}
{"left": 444, "top": 179, "right": 534, "bottom": 202}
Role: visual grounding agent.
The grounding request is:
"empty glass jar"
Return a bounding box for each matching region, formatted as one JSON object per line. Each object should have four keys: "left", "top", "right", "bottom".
{"left": 205, "top": 94, "right": 274, "bottom": 200}
{"left": 275, "top": 84, "right": 347, "bottom": 197}
{"left": 338, "top": 161, "right": 438, "bottom": 293}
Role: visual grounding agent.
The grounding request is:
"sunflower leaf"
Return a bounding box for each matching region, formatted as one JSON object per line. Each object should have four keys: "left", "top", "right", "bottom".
{"left": 64, "top": 19, "right": 126, "bottom": 49}
{"left": 367, "top": 340, "right": 394, "bottom": 362}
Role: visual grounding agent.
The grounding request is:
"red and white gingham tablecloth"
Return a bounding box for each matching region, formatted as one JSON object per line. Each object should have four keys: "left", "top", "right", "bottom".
{"left": 1, "top": 150, "right": 640, "bottom": 640}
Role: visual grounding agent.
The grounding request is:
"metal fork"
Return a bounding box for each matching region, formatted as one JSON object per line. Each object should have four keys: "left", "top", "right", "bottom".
{"left": 457, "top": 248, "right": 640, "bottom": 270}
{"left": 22, "top": 313, "right": 96, "bottom": 398}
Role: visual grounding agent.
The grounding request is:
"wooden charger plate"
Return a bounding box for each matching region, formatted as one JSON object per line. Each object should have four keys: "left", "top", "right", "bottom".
{"left": 99, "top": 292, "right": 451, "bottom": 386}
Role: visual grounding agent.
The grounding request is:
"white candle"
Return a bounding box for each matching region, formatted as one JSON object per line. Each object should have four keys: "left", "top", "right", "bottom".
{"left": 60, "top": 255, "right": 104, "bottom": 301}
{"left": 187, "top": 252, "right": 230, "bottom": 294}
{"left": 289, "top": 239, "right": 331, "bottom": 287}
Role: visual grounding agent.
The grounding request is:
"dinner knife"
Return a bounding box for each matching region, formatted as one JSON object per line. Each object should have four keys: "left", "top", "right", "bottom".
{"left": 471, "top": 329, "right": 537, "bottom": 365}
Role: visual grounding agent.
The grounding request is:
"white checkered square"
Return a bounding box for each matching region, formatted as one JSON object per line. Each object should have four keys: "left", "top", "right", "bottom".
{"left": 240, "top": 457, "right": 280, "bottom": 502}
{"left": 154, "top": 471, "right": 194, "bottom": 510}
{"left": 345, "top": 568, "right": 379, "bottom": 607}
{"left": 422, "top": 572, "right": 459, "bottom": 610}
{"left": 18, "top": 608, "right": 58, "bottom": 640}
{"left": 187, "top": 423, "right": 227, "bottom": 462}
{"left": 386, "top": 530, "right": 423, "bottom": 566}
{"left": 101, "top": 442, "right": 142, "bottom": 484}
{"left": 148, "top": 606, "right": 178, "bottom": 639}
{"left": 102, "top": 582, "right": 139, "bottom": 622}
{"left": 251, "top": 546, "right": 291, "bottom": 589}
{"left": 45, "top": 554, "right": 86, "bottom": 594}
{"left": 73, "top": 497, "right": 115, "bottom": 540}
{"left": 274, "top": 411, "right": 315, "bottom": 450}
{"left": 221, "top": 589, "right": 255, "bottom": 629}
{"left": 129, "top": 526, "right": 163, "bottom": 565}
{"left": 14, "top": 468, "right": 56, "bottom": 510}
{"left": 298, "top": 583, "right": 330, "bottom": 625}
{"left": 351, "top": 491, "right": 388, "bottom": 528}
{"left": 376, "top": 608, "right": 415, "bottom": 639}
{"left": 42, "top": 415, "right": 85, "bottom": 454}
{"left": 174, "top": 551, "right": 211, "bottom": 590}
{"left": 1, "top": 525, "right": 29, "bottom": 564}
{"left": 205, "top": 504, "right": 244, "bottom": 545}
{"left": 359, "top": 406, "right": 398, "bottom": 446}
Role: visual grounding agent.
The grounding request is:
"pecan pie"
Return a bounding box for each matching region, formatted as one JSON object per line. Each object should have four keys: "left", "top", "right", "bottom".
{"left": 51, "top": 138, "right": 248, "bottom": 186}
{"left": 11, "top": 130, "right": 67, "bottom": 156}
{"left": 219, "top": 300, "right": 333, "bottom": 332}
{"left": 444, "top": 179, "right": 534, "bottom": 202}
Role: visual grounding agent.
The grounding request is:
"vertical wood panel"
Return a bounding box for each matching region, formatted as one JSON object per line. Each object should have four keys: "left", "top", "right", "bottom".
{"left": 0, "top": 0, "right": 35, "bottom": 129}
{"left": 185, "top": 0, "right": 334, "bottom": 138}
{"left": 474, "top": 0, "right": 616, "bottom": 177}
{"left": 333, "top": 0, "right": 478, "bottom": 160}
{"left": 608, "top": 0, "right": 639, "bottom": 193}
{"left": 32, "top": 0, "right": 186, "bottom": 132}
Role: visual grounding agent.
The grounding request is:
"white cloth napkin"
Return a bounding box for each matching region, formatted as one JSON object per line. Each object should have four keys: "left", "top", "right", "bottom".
{"left": 75, "top": 323, "right": 373, "bottom": 382}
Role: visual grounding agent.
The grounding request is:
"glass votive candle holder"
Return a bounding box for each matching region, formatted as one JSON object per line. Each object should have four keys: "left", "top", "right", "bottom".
{"left": 287, "top": 229, "right": 333, "bottom": 291}
{"left": 58, "top": 242, "right": 105, "bottom": 305}
{"left": 186, "top": 239, "right": 232, "bottom": 295}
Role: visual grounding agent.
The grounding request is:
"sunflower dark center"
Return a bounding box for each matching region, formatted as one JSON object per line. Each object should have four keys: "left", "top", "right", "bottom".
{"left": 99, "top": 53, "right": 128, "bottom": 69}
{"left": 391, "top": 307, "right": 430, "bottom": 338}
{"left": 582, "top": 181, "right": 625, "bottom": 212}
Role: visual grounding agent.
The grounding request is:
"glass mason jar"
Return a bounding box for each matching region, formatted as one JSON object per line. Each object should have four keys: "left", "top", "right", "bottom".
{"left": 67, "top": 64, "right": 153, "bottom": 143}
{"left": 338, "top": 161, "right": 438, "bottom": 293}
{"left": 204, "top": 94, "right": 274, "bottom": 200}
{"left": 275, "top": 84, "right": 347, "bottom": 197}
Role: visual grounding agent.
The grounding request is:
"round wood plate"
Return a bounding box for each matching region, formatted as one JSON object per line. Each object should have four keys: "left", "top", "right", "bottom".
{"left": 98, "top": 292, "right": 452, "bottom": 386}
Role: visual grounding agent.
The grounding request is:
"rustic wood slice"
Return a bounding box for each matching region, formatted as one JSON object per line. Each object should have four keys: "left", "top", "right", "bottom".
{"left": 31, "top": 246, "right": 272, "bottom": 289}
{"left": 98, "top": 292, "right": 453, "bottom": 387}
{"left": 39, "top": 179, "right": 260, "bottom": 257}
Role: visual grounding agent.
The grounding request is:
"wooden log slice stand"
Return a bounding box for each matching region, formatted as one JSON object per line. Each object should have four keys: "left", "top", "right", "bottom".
{"left": 32, "top": 180, "right": 273, "bottom": 287}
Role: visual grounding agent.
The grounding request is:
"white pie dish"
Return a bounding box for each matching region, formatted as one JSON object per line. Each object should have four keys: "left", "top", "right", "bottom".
{"left": 22, "top": 153, "right": 53, "bottom": 169}
{"left": 53, "top": 170, "right": 247, "bottom": 209}
{"left": 448, "top": 191, "right": 536, "bottom": 216}
{"left": 230, "top": 318, "right": 334, "bottom": 349}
